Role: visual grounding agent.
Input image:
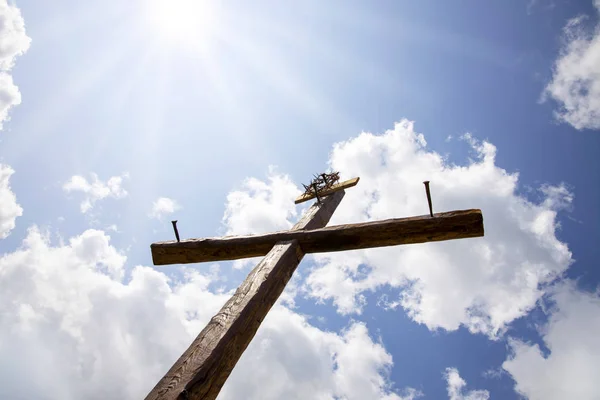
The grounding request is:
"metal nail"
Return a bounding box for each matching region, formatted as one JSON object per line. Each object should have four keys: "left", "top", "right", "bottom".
{"left": 423, "top": 181, "right": 434, "bottom": 217}
{"left": 172, "top": 220, "right": 181, "bottom": 242}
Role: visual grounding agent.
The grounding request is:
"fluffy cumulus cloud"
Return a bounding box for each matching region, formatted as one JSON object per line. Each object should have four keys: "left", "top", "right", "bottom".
{"left": 306, "top": 122, "right": 573, "bottom": 337}
{"left": 445, "top": 368, "right": 490, "bottom": 400}
{"left": 0, "top": 164, "right": 22, "bottom": 237}
{"left": 227, "top": 121, "right": 573, "bottom": 338}
{"left": 543, "top": 3, "right": 600, "bottom": 130}
{"left": 0, "top": 0, "right": 31, "bottom": 130}
{"left": 0, "top": 0, "right": 30, "bottom": 69}
{"left": 0, "top": 225, "right": 414, "bottom": 400}
{"left": 222, "top": 168, "right": 303, "bottom": 269}
{"left": 0, "top": 71, "right": 20, "bottom": 129}
{"left": 0, "top": 0, "right": 30, "bottom": 238}
{"left": 149, "top": 196, "right": 181, "bottom": 219}
{"left": 502, "top": 282, "right": 600, "bottom": 400}
{"left": 222, "top": 167, "right": 301, "bottom": 236}
{"left": 63, "top": 172, "right": 129, "bottom": 213}
{"left": 223, "top": 310, "right": 421, "bottom": 400}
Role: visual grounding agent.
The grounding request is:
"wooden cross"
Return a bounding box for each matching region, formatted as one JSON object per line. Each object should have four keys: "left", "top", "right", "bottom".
{"left": 145, "top": 174, "right": 484, "bottom": 400}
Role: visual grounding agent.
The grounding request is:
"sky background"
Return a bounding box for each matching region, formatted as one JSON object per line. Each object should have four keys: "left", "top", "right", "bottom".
{"left": 1, "top": 0, "right": 600, "bottom": 399}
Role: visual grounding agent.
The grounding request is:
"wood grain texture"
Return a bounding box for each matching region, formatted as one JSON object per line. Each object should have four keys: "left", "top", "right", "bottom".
{"left": 294, "top": 177, "right": 360, "bottom": 204}
{"left": 144, "top": 190, "right": 345, "bottom": 400}
{"left": 151, "top": 209, "right": 484, "bottom": 266}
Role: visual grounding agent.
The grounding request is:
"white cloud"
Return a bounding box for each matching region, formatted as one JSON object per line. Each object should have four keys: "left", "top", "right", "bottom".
{"left": 149, "top": 197, "right": 181, "bottom": 220}
{"left": 503, "top": 282, "right": 600, "bottom": 400}
{"left": 543, "top": 4, "right": 600, "bottom": 130}
{"left": 0, "top": 227, "right": 223, "bottom": 399}
{"left": 0, "top": 0, "right": 31, "bottom": 69}
{"left": 63, "top": 172, "right": 129, "bottom": 213}
{"left": 305, "top": 121, "right": 573, "bottom": 337}
{"left": 224, "top": 121, "right": 573, "bottom": 338}
{"left": 0, "top": 225, "right": 416, "bottom": 400}
{"left": 222, "top": 167, "right": 301, "bottom": 236}
{"left": 0, "top": 0, "right": 31, "bottom": 130}
{"left": 0, "top": 1, "right": 28, "bottom": 238}
{"left": 445, "top": 368, "right": 490, "bottom": 400}
{"left": 0, "top": 164, "right": 22, "bottom": 238}
{"left": 223, "top": 310, "right": 421, "bottom": 400}
{"left": 222, "top": 167, "right": 302, "bottom": 269}
{"left": 105, "top": 224, "right": 118, "bottom": 232}
{"left": 0, "top": 71, "right": 20, "bottom": 129}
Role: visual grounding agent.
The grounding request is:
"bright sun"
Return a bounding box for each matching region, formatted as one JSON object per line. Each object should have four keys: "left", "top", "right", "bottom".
{"left": 145, "top": 0, "right": 218, "bottom": 46}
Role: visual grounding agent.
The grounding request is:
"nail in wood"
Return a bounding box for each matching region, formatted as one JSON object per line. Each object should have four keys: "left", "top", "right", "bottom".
{"left": 423, "top": 181, "right": 434, "bottom": 217}
{"left": 172, "top": 220, "right": 181, "bottom": 242}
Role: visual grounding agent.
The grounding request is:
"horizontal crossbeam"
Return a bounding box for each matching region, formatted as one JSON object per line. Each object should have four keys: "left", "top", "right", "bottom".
{"left": 151, "top": 209, "right": 484, "bottom": 266}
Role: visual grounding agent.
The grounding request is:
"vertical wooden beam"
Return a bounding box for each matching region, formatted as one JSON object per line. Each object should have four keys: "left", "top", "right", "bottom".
{"left": 145, "top": 190, "right": 345, "bottom": 400}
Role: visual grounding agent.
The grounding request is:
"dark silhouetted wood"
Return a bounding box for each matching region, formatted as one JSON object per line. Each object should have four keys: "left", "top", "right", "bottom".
{"left": 145, "top": 191, "right": 345, "bottom": 400}
{"left": 294, "top": 177, "right": 360, "bottom": 204}
{"left": 151, "top": 209, "right": 484, "bottom": 266}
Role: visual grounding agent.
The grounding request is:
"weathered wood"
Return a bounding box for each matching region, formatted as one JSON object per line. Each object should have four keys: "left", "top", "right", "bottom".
{"left": 151, "top": 209, "right": 484, "bottom": 266}
{"left": 294, "top": 177, "right": 360, "bottom": 204}
{"left": 145, "top": 190, "right": 345, "bottom": 400}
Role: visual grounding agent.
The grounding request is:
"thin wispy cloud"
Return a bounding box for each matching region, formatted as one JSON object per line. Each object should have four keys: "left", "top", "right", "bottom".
{"left": 63, "top": 173, "right": 129, "bottom": 213}
{"left": 445, "top": 368, "right": 490, "bottom": 400}
{"left": 149, "top": 197, "right": 181, "bottom": 220}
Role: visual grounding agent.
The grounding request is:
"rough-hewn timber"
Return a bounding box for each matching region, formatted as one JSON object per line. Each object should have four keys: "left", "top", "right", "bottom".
{"left": 151, "top": 209, "right": 484, "bottom": 266}
{"left": 144, "top": 190, "right": 345, "bottom": 400}
{"left": 294, "top": 177, "right": 360, "bottom": 204}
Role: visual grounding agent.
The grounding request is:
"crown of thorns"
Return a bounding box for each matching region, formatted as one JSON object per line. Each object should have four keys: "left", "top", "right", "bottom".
{"left": 302, "top": 172, "right": 340, "bottom": 196}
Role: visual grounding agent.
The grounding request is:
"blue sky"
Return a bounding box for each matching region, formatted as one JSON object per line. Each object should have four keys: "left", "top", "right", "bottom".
{"left": 1, "top": 0, "right": 600, "bottom": 399}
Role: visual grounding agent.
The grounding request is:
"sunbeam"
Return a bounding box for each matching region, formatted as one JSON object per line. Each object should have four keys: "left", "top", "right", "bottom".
{"left": 143, "top": 0, "right": 221, "bottom": 51}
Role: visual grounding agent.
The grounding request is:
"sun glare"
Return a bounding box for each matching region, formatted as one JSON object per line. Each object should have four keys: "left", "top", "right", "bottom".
{"left": 145, "top": 0, "right": 218, "bottom": 46}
